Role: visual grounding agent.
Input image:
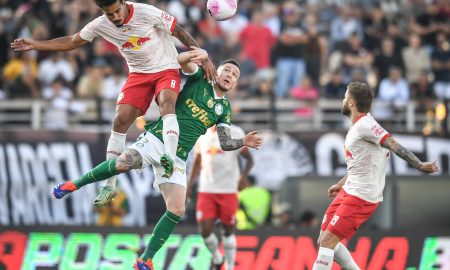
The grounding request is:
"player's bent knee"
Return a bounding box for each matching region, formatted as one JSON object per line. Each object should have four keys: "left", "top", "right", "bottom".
{"left": 167, "top": 206, "right": 185, "bottom": 217}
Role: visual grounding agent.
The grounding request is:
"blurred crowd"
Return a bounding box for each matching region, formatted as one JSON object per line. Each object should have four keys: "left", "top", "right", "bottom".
{"left": 0, "top": 0, "right": 449, "bottom": 114}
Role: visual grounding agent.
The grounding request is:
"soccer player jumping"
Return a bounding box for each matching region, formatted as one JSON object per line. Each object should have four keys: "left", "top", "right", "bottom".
{"left": 51, "top": 47, "right": 263, "bottom": 270}
{"left": 312, "top": 82, "right": 439, "bottom": 270}
{"left": 10, "top": 0, "right": 217, "bottom": 207}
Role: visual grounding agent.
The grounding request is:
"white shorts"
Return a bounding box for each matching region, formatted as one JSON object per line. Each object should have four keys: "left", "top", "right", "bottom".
{"left": 128, "top": 132, "right": 187, "bottom": 192}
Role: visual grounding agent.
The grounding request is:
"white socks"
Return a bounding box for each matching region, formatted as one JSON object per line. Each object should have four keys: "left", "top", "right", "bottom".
{"left": 223, "top": 234, "right": 236, "bottom": 270}
{"left": 334, "top": 243, "right": 360, "bottom": 270}
{"left": 313, "top": 247, "right": 334, "bottom": 270}
{"left": 105, "top": 131, "right": 126, "bottom": 188}
{"left": 162, "top": 114, "right": 179, "bottom": 161}
{"left": 204, "top": 234, "right": 223, "bottom": 265}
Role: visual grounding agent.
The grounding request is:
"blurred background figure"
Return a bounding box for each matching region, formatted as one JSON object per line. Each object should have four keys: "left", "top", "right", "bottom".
{"left": 97, "top": 186, "right": 129, "bottom": 226}
{"left": 236, "top": 176, "right": 271, "bottom": 230}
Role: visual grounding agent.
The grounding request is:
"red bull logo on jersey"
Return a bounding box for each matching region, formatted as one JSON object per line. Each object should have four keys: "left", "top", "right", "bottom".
{"left": 206, "top": 146, "right": 224, "bottom": 156}
{"left": 344, "top": 146, "right": 353, "bottom": 160}
{"left": 121, "top": 36, "right": 151, "bottom": 51}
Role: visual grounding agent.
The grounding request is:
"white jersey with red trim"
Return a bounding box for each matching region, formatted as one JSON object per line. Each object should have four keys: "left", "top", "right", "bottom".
{"left": 80, "top": 2, "right": 179, "bottom": 73}
{"left": 195, "top": 125, "right": 246, "bottom": 194}
{"left": 342, "top": 113, "right": 391, "bottom": 203}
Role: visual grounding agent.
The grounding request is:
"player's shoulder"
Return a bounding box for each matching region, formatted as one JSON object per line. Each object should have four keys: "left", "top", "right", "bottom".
{"left": 132, "top": 2, "right": 163, "bottom": 16}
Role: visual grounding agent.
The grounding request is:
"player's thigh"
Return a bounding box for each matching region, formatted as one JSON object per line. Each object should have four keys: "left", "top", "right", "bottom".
{"left": 217, "top": 193, "right": 239, "bottom": 226}
{"left": 128, "top": 132, "right": 161, "bottom": 170}
{"left": 196, "top": 193, "right": 219, "bottom": 224}
{"left": 328, "top": 194, "right": 378, "bottom": 241}
{"left": 320, "top": 190, "right": 345, "bottom": 232}
{"left": 154, "top": 69, "right": 181, "bottom": 99}
{"left": 117, "top": 73, "right": 156, "bottom": 116}
{"left": 318, "top": 230, "right": 341, "bottom": 248}
{"left": 153, "top": 158, "right": 187, "bottom": 192}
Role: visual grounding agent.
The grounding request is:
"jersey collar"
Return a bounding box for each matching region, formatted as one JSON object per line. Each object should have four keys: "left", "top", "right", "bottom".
{"left": 352, "top": 113, "right": 368, "bottom": 126}
{"left": 123, "top": 4, "right": 134, "bottom": 24}
{"left": 212, "top": 86, "right": 227, "bottom": 100}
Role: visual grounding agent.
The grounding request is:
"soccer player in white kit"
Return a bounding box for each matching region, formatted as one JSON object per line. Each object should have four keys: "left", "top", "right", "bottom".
{"left": 187, "top": 125, "right": 254, "bottom": 270}
{"left": 313, "top": 82, "right": 439, "bottom": 270}
{"left": 10, "top": 0, "right": 217, "bottom": 207}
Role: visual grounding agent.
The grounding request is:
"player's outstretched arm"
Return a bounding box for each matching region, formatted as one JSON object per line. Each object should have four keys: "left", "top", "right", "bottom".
{"left": 177, "top": 46, "right": 208, "bottom": 74}
{"left": 172, "top": 24, "right": 218, "bottom": 82}
{"left": 381, "top": 136, "right": 439, "bottom": 173}
{"left": 10, "top": 33, "right": 88, "bottom": 52}
{"left": 217, "top": 126, "right": 263, "bottom": 151}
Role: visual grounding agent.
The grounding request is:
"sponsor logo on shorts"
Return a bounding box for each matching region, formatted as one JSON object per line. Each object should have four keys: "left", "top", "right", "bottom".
{"left": 331, "top": 215, "right": 340, "bottom": 225}
{"left": 174, "top": 166, "right": 185, "bottom": 174}
{"left": 315, "top": 260, "right": 329, "bottom": 266}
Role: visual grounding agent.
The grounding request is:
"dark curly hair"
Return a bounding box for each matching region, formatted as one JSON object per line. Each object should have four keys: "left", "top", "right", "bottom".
{"left": 94, "top": 0, "right": 123, "bottom": 8}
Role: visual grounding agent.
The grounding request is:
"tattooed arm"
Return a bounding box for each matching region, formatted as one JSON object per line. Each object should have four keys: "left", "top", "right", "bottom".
{"left": 172, "top": 24, "right": 200, "bottom": 48}
{"left": 172, "top": 24, "right": 218, "bottom": 82}
{"left": 217, "top": 126, "right": 263, "bottom": 151}
{"left": 217, "top": 125, "right": 244, "bottom": 151}
{"left": 381, "top": 136, "right": 439, "bottom": 173}
{"left": 381, "top": 136, "right": 421, "bottom": 168}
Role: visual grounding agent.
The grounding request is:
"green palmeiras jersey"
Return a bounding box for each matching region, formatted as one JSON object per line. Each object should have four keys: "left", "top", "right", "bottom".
{"left": 145, "top": 66, "right": 232, "bottom": 161}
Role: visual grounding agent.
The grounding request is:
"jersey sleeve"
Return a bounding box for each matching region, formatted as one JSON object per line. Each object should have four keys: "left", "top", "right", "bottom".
{"left": 185, "top": 66, "right": 204, "bottom": 82}
{"left": 360, "top": 120, "right": 390, "bottom": 145}
{"left": 144, "top": 5, "right": 177, "bottom": 34}
{"left": 217, "top": 103, "right": 232, "bottom": 127}
{"left": 79, "top": 18, "right": 101, "bottom": 42}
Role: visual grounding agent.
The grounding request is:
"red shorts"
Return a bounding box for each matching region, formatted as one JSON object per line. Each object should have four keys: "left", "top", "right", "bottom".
{"left": 321, "top": 189, "right": 379, "bottom": 240}
{"left": 196, "top": 192, "right": 239, "bottom": 226}
{"left": 117, "top": 69, "right": 181, "bottom": 115}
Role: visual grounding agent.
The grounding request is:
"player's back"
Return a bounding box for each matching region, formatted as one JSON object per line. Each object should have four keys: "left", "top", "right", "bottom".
{"left": 146, "top": 67, "right": 232, "bottom": 160}
{"left": 343, "top": 113, "right": 390, "bottom": 203}
{"left": 196, "top": 125, "right": 245, "bottom": 193}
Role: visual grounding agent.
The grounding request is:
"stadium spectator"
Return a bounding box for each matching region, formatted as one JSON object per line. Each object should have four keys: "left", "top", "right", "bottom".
{"left": 274, "top": 1, "right": 308, "bottom": 97}
{"left": 431, "top": 32, "right": 450, "bottom": 100}
{"left": 3, "top": 51, "right": 39, "bottom": 98}
{"left": 97, "top": 187, "right": 129, "bottom": 226}
{"left": 42, "top": 76, "right": 73, "bottom": 130}
{"left": 236, "top": 176, "right": 271, "bottom": 230}
{"left": 402, "top": 32, "right": 431, "bottom": 84}
{"left": 325, "top": 70, "right": 346, "bottom": 99}
{"left": 38, "top": 52, "right": 75, "bottom": 87}
{"left": 290, "top": 75, "right": 318, "bottom": 117}
{"left": 298, "top": 210, "right": 319, "bottom": 228}
{"left": 341, "top": 32, "right": 374, "bottom": 84}
{"left": 329, "top": 7, "right": 363, "bottom": 49}
{"left": 375, "top": 67, "right": 410, "bottom": 120}
{"left": 302, "top": 13, "right": 327, "bottom": 85}
{"left": 77, "top": 58, "right": 107, "bottom": 99}
{"left": 239, "top": 9, "right": 275, "bottom": 70}
{"left": 374, "top": 37, "right": 404, "bottom": 83}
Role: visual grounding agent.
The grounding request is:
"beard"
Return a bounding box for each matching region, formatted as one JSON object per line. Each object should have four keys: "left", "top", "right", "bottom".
{"left": 342, "top": 104, "right": 350, "bottom": 116}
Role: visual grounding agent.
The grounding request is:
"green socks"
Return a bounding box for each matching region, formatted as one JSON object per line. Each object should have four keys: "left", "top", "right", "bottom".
{"left": 141, "top": 211, "right": 181, "bottom": 260}
{"left": 73, "top": 159, "right": 118, "bottom": 188}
